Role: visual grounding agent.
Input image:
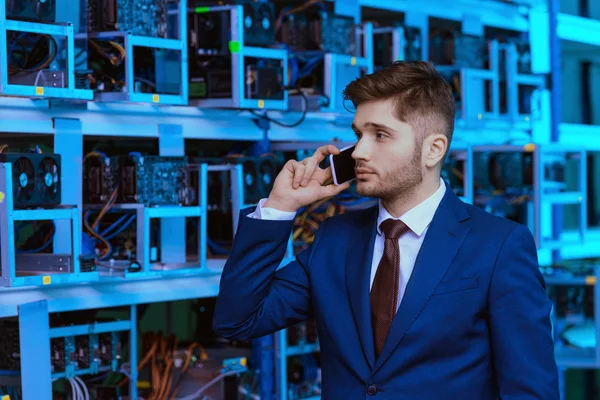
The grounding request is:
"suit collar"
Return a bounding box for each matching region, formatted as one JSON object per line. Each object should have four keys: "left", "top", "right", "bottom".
{"left": 345, "top": 183, "right": 470, "bottom": 371}
{"left": 377, "top": 178, "right": 447, "bottom": 237}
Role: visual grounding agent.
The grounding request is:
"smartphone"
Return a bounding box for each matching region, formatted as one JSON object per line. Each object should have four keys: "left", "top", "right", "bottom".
{"left": 329, "top": 145, "right": 356, "bottom": 186}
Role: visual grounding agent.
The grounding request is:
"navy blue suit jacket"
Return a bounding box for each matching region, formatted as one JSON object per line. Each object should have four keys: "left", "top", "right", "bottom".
{"left": 213, "top": 185, "right": 560, "bottom": 399}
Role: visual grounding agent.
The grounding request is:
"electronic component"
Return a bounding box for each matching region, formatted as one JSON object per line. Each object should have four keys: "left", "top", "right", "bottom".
{"left": 287, "top": 354, "right": 321, "bottom": 400}
{"left": 119, "top": 155, "right": 191, "bottom": 205}
{"left": 0, "top": 320, "right": 20, "bottom": 371}
{"left": 429, "top": 31, "right": 487, "bottom": 69}
{"left": 14, "top": 254, "right": 77, "bottom": 275}
{"left": 207, "top": 0, "right": 277, "bottom": 46}
{"left": 187, "top": 4, "right": 287, "bottom": 109}
{"left": 7, "top": 70, "right": 67, "bottom": 89}
{"left": 497, "top": 39, "right": 544, "bottom": 120}
{"left": 5, "top": 32, "right": 60, "bottom": 87}
{"left": 280, "top": 11, "right": 356, "bottom": 55}
{"left": 216, "top": 156, "right": 281, "bottom": 205}
{"left": 0, "top": 153, "right": 61, "bottom": 209}
{"left": 83, "top": 153, "right": 120, "bottom": 204}
{"left": 5, "top": 0, "right": 56, "bottom": 23}
{"left": 87, "top": 0, "right": 168, "bottom": 38}
{"left": 373, "top": 25, "right": 422, "bottom": 69}
{"left": 473, "top": 151, "right": 533, "bottom": 192}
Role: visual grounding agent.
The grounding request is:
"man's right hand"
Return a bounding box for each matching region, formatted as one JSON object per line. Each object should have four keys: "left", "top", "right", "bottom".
{"left": 264, "top": 145, "right": 352, "bottom": 212}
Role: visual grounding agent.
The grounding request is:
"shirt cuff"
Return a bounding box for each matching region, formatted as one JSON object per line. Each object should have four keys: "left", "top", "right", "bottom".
{"left": 247, "top": 198, "right": 297, "bottom": 221}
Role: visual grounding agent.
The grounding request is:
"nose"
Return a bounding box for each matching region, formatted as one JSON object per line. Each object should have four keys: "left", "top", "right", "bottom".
{"left": 352, "top": 138, "right": 371, "bottom": 162}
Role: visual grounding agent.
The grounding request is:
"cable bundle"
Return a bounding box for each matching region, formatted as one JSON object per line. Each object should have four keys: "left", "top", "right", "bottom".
{"left": 117, "top": 332, "right": 208, "bottom": 400}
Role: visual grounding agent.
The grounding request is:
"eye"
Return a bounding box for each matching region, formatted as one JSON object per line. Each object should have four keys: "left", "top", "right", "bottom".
{"left": 376, "top": 132, "right": 387, "bottom": 140}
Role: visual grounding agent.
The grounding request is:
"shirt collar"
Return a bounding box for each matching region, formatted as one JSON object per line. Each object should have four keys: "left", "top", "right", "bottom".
{"left": 377, "top": 178, "right": 446, "bottom": 237}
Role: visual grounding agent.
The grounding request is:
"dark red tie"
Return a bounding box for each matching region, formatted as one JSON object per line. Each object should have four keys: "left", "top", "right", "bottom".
{"left": 371, "top": 219, "right": 409, "bottom": 358}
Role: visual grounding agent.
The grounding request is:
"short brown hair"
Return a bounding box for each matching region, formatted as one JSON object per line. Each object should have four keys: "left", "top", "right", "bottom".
{"left": 342, "top": 61, "right": 455, "bottom": 164}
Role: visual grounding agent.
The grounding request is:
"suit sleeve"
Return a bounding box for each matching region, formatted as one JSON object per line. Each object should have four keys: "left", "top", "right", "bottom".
{"left": 488, "top": 224, "right": 559, "bottom": 399}
{"left": 212, "top": 207, "right": 327, "bottom": 340}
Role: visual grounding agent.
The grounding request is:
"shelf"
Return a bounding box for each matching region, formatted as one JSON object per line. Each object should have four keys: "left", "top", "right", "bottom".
{"left": 358, "top": 0, "right": 529, "bottom": 32}
{"left": 558, "top": 13, "right": 600, "bottom": 47}
{"left": 542, "top": 192, "right": 584, "bottom": 205}
{"left": 544, "top": 276, "right": 595, "bottom": 286}
{"left": 0, "top": 272, "right": 222, "bottom": 319}
{"left": 559, "top": 124, "right": 600, "bottom": 149}
{"left": 286, "top": 343, "right": 320, "bottom": 357}
{"left": 555, "top": 347, "right": 599, "bottom": 369}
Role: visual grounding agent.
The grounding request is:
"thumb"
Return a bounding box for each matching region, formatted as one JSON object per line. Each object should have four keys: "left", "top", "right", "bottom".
{"left": 321, "top": 182, "right": 351, "bottom": 198}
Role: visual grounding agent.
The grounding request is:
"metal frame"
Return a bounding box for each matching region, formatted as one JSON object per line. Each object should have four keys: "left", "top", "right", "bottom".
{"left": 208, "top": 162, "right": 294, "bottom": 266}
{"left": 17, "top": 300, "right": 138, "bottom": 400}
{"left": 0, "top": 16, "right": 93, "bottom": 100}
{"left": 188, "top": 5, "right": 288, "bottom": 111}
{"left": 49, "top": 320, "right": 132, "bottom": 380}
{"left": 86, "top": 0, "right": 187, "bottom": 105}
{"left": 89, "top": 163, "right": 208, "bottom": 278}
{"left": 323, "top": 22, "right": 374, "bottom": 113}
{"left": 535, "top": 144, "right": 587, "bottom": 250}
{"left": 471, "top": 144, "right": 587, "bottom": 250}
{"left": 372, "top": 26, "right": 405, "bottom": 63}
{"left": 447, "top": 146, "right": 474, "bottom": 205}
{"left": 0, "top": 163, "right": 98, "bottom": 287}
{"left": 499, "top": 41, "right": 546, "bottom": 123}
{"left": 437, "top": 40, "right": 501, "bottom": 124}
{"left": 274, "top": 328, "right": 321, "bottom": 400}
{"left": 549, "top": 265, "right": 600, "bottom": 370}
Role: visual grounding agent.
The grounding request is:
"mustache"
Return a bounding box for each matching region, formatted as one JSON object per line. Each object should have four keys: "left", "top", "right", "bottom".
{"left": 355, "top": 164, "right": 376, "bottom": 174}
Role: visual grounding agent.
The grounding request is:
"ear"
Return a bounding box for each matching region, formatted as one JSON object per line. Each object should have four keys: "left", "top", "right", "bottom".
{"left": 423, "top": 134, "right": 448, "bottom": 168}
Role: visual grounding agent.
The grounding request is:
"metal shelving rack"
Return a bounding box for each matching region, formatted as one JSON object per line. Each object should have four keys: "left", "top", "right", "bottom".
{"left": 0, "top": 0, "right": 598, "bottom": 399}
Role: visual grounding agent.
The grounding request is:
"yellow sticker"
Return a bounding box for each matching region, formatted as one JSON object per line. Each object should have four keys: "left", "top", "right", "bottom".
{"left": 35, "top": 87, "right": 44, "bottom": 96}
{"left": 586, "top": 276, "right": 596, "bottom": 285}
{"left": 43, "top": 275, "right": 51, "bottom": 285}
{"left": 152, "top": 94, "right": 160, "bottom": 103}
{"left": 2, "top": 395, "right": 11, "bottom": 400}
{"left": 523, "top": 143, "right": 536, "bottom": 152}
{"left": 0, "top": 192, "right": 5, "bottom": 203}
{"left": 351, "top": 57, "right": 356, "bottom": 66}
{"left": 258, "top": 99, "right": 264, "bottom": 109}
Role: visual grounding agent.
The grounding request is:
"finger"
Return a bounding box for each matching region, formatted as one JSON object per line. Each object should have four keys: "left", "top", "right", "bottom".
{"left": 312, "top": 144, "right": 340, "bottom": 163}
{"left": 292, "top": 161, "right": 306, "bottom": 189}
{"left": 321, "top": 181, "right": 351, "bottom": 198}
{"left": 301, "top": 157, "right": 319, "bottom": 186}
{"left": 314, "top": 164, "right": 332, "bottom": 184}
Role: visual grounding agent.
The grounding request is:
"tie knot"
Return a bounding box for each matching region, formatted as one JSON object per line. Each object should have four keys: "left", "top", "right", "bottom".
{"left": 379, "top": 219, "right": 409, "bottom": 239}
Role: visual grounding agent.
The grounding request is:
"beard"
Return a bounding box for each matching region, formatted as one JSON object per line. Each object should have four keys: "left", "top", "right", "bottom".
{"left": 355, "top": 146, "right": 423, "bottom": 201}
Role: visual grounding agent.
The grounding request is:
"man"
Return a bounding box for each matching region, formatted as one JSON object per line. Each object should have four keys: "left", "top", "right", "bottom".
{"left": 213, "top": 61, "right": 559, "bottom": 399}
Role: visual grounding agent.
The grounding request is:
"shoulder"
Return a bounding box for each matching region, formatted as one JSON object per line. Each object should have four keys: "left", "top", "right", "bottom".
{"left": 463, "top": 201, "right": 533, "bottom": 244}
{"left": 319, "top": 205, "right": 378, "bottom": 230}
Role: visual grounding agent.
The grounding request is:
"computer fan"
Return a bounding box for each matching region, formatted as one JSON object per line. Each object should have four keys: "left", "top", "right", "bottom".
{"left": 237, "top": 157, "right": 260, "bottom": 205}
{"left": 12, "top": 157, "right": 36, "bottom": 205}
{"left": 0, "top": 153, "right": 62, "bottom": 209}
{"left": 251, "top": 1, "right": 275, "bottom": 46}
{"left": 37, "top": 157, "right": 60, "bottom": 204}
{"left": 257, "top": 157, "right": 280, "bottom": 199}
{"left": 6, "top": 0, "right": 56, "bottom": 23}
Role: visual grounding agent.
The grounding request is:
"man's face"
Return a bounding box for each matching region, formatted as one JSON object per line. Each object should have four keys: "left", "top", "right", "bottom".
{"left": 351, "top": 98, "right": 423, "bottom": 200}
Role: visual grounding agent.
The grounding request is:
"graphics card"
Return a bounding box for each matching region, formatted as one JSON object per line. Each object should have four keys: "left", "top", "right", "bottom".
{"left": 6, "top": 0, "right": 56, "bottom": 23}
{"left": 0, "top": 153, "right": 61, "bottom": 209}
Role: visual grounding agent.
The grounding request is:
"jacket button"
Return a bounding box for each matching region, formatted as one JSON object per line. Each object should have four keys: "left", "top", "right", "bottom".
{"left": 367, "top": 384, "right": 377, "bottom": 396}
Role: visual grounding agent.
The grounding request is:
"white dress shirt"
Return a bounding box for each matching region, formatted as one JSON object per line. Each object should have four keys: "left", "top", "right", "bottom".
{"left": 248, "top": 178, "right": 447, "bottom": 309}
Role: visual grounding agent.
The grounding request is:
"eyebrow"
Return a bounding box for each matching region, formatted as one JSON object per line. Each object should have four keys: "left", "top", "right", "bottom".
{"left": 352, "top": 122, "right": 397, "bottom": 133}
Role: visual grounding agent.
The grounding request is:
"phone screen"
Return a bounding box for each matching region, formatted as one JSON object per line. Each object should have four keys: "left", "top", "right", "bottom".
{"left": 330, "top": 145, "right": 356, "bottom": 185}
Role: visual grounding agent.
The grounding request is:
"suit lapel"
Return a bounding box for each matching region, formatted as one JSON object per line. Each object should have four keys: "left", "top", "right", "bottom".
{"left": 372, "top": 188, "right": 471, "bottom": 374}
{"left": 345, "top": 206, "right": 379, "bottom": 369}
